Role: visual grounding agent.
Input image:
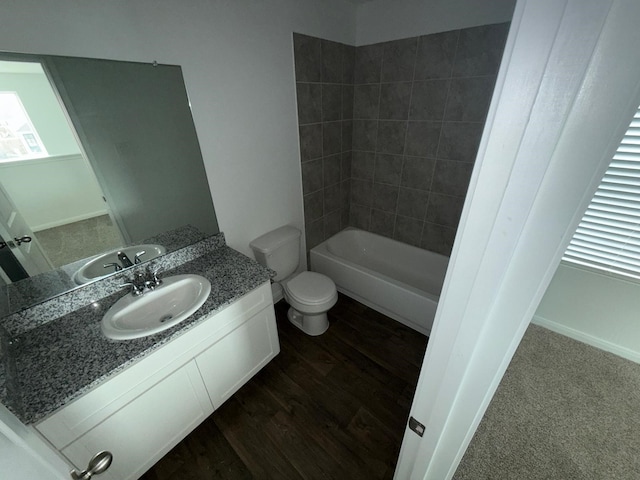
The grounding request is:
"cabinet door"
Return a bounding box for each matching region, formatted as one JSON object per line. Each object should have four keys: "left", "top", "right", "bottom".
{"left": 60, "top": 361, "right": 212, "bottom": 480}
{"left": 196, "top": 305, "right": 279, "bottom": 408}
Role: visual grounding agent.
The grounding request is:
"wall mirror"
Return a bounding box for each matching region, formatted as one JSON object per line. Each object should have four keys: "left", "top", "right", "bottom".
{"left": 0, "top": 53, "right": 219, "bottom": 316}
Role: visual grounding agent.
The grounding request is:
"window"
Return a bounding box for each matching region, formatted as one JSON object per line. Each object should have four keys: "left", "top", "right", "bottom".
{"left": 563, "top": 107, "right": 640, "bottom": 279}
{"left": 0, "top": 91, "right": 48, "bottom": 161}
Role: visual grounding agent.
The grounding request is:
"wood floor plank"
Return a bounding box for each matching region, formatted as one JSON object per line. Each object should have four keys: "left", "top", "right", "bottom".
{"left": 139, "top": 294, "right": 426, "bottom": 479}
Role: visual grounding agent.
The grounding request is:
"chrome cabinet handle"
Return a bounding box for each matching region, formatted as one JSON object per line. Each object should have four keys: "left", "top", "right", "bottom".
{"left": 70, "top": 450, "right": 113, "bottom": 479}
{"left": 14, "top": 235, "right": 32, "bottom": 246}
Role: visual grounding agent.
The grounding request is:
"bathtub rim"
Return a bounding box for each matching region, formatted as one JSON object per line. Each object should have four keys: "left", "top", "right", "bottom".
{"left": 311, "top": 227, "right": 443, "bottom": 303}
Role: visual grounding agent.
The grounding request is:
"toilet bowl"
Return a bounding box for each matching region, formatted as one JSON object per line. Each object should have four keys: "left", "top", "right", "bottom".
{"left": 250, "top": 225, "right": 337, "bottom": 336}
{"left": 283, "top": 271, "right": 337, "bottom": 336}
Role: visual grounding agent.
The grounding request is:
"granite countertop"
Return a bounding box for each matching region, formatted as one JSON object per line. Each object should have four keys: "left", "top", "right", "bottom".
{"left": 3, "top": 246, "right": 272, "bottom": 425}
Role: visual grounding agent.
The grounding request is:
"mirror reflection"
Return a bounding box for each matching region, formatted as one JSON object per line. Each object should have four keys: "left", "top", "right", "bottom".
{"left": 0, "top": 54, "right": 219, "bottom": 314}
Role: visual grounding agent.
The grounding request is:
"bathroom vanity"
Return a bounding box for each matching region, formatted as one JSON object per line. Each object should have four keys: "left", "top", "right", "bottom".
{"left": 1, "top": 238, "right": 279, "bottom": 480}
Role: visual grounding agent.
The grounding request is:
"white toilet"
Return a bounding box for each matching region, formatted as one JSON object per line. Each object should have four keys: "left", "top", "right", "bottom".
{"left": 250, "top": 226, "right": 337, "bottom": 336}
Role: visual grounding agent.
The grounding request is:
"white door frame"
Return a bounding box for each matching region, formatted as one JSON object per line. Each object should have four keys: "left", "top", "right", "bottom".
{"left": 395, "top": 0, "right": 640, "bottom": 478}
{"left": 0, "top": 405, "right": 71, "bottom": 479}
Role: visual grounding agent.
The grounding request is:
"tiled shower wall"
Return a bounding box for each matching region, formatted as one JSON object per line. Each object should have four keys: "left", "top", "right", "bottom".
{"left": 294, "top": 23, "right": 509, "bottom": 256}
{"left": 294, "top": 34, "right": 355, "bottom": 250}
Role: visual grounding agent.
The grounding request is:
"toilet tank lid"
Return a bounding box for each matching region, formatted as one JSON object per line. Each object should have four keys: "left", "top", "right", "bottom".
{"left": 250, "top": 225, "right": 301, "bottom": 254}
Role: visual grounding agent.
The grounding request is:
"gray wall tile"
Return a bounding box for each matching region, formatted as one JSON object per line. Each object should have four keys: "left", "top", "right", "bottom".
{"left": 415, "top": 30, "right": 459, "bottom": 80}
{"left": 299, "top": 124, "right": 322, "bottom": 162}
{"left": 405, "top": 121, "right": 441, "bottom": 157}
{"left": 341, "top": 121, "right": 353, "bottom": 151}
{"left": 340, "top": 179, "right": 351, "bottom": 205}
{"left": 354, "top": 84, "right": 380, "bottom": 119}
{"left": 324, "top": 210, "right": 342, "bottom": 238}
{"left": 341, "top": 152, "right": 352, "bottom": 180}
{"left": 342, "top": 85, "right": 354, "bottom": 120}
{"left": 351, "top": 178, "right": 373, "bottom": 206}
{"left": 445, "top": 76, "right": 496, "bottom": 122}
{"left": 355, "top": 43, "right": 383, "bottom": 84}
{"left": 322, "top": 84, "right": 342, "bottom": 121}
{"left": 323, "top": 121, "right": 342, "bottom": 155}
{"left": 409, "top": 80, "right": 450, "bottom": 121}
{"left": 301, "top": 158, "right": 323, "bottom": 194}
{"left": 352, "top": 120, "right": 378, "bottom": 151}
{"left": 323, "top": 154, "right": 341, "bottom": 186}
{"left": 394, "top": 215, "right": 424, "bottom": 247}
{"left": 374, "top": 154, "right": 403, "bottom": 185}
{"left": 296, "top": 83, "right": 322, "bottom": 124}
{"left": 321, "top": 39, "right": 343, "bottom": 83}
{"left": 401, "top": 157, "right": 435, "bottom": 190}
{"left": 381, "top": 37, "right": 418, "bottom": 82}
{"left": 438, "top": 122, "right": 483, "bottom": 162}
{"left": 421, "top": 223, "right": 456, "bottom": 255}
{"left": 352, "top": 151, "right": 375, "bottom": 180}
{"left": 305, "top": 218, "right": 325, "bottom": 249}
{"left": 432, "top": 160, "right": 474, "bottom": 196}
{"left": 379, "top": 82, "right": 412, "bottom": 120}
{"left": 397, "top": 187, "right": 429, "bottom": 219}
{"left": 371, "top": 183, "right": 399, "bottom": 212}
{"left": 377, "top": 120, "right": 407, "bottom": 154}
{"left": 294, "top": 33, "right": 321, "bottom": 82}
{"left": 296, "top": 24, "right": 508, "bottom": 255}
{"left": 342, "top": 45, "right": 356, "bottom": 84}
{"left": 370, "top": 209, "right": 395, "bottom": 237}
{"left": 304, "top": 190, "right": 323, "bottom": 221}
{"left": 350, "top": 204, "right": 371, "bottom": 230}
{"left": 324, "top": 182, "right": 342, "bottom": 213}
{"left": 426, "top": 193, "right": 465, "bottom": 227}
{"left": 453, "top": 23, "right": 509, "bottom": 77}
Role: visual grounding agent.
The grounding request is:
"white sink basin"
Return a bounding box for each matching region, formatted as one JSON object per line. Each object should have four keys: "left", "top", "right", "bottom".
{"left": 101, "top": 274, "right": 211, "bottom": 340}
{"left": 73, "top": 244, "right": 166, "bottom": 285}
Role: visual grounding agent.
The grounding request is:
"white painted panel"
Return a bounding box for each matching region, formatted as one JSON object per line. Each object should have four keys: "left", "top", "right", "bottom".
{"left": 356, "top": 0, "right": 516, "bottom": 45}
{"left": 61, "top": 361, "right": 212, "bottom": 480}
{"left": 197, "top": 305, "right": 280, "bottom": 408}
{"left": 534, "top": 263, "right": 640, "bottom": 363}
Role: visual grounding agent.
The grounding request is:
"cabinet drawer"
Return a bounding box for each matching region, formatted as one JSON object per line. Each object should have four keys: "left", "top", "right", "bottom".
{"left": 60, "top": 361, "right": 212, "bottom": 480}
{"left": 196, "top": 305, "right": 279, "bottom": 408}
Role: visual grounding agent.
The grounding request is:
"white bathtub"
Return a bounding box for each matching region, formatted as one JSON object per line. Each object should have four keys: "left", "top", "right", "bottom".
{"left": 310, "top": 228, "right": 449, "bottom": 335}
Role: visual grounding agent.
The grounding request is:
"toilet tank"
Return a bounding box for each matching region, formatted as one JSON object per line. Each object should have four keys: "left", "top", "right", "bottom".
{"left": 250, "top": 226, "right": 301, "bottom": 282}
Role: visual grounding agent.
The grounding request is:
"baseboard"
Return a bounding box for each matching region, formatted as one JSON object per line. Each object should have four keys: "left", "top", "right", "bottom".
{"left": 532, "top": 315, "right": 640, "bottom": 364}
{"left": 33, "top": 211, "right": 109, "bottom": 232}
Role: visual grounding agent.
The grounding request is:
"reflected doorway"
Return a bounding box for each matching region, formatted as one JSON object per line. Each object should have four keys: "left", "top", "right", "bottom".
{"left": 0, "top": 59, "right": 122, "bottom": 274}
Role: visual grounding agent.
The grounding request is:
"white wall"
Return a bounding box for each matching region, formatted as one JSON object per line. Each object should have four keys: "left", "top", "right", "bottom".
{"left": 0, "top": 155, "right": 107, "bottom": 231}
{"left": 355, "top": 0, "right": 516, "bottom": 45}
{"left": 0, "top": 71, "right": 79, "bottom": 156}
{"left": 0, "top": 0, "right": 356, "bottom": 263}
{"left": 534, "top": 263, "right": 640, "bottom": 363}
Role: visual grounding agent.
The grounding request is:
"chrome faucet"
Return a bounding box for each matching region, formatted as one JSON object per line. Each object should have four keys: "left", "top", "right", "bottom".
{"left": 117, "top": 251, "right": 134, "bottom": 268}
{"left": 120, "top": 267, "right": 162, "bottom": 296}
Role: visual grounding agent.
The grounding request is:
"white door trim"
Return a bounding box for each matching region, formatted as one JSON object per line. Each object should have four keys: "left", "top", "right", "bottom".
{"left": 395, "top": 0, "right": 640, "bottom": 478}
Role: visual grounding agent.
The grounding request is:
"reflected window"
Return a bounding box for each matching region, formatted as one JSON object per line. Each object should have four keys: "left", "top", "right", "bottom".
{"left": 0, "top": 91, "right": 48, "bottom": 161}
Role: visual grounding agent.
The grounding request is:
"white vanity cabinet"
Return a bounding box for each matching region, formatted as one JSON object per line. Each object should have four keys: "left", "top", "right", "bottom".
{"left": 34, "top": 282, "right": 278, "bottom": 480}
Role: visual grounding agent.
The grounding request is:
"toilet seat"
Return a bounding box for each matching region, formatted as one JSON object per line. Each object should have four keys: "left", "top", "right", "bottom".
{"left": 285, "top": 271, "right": 336, "bottom": 305}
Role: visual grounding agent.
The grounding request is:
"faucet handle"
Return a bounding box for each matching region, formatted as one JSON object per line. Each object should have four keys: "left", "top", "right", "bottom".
{"left": 103, "top": 262, "right": 122, "bottom": 272}
{"left": 134, "top": 251, "right": 146, "bottom": 264}
{"left": 119, "top": 282, "right": 144, "bottom": 296}
{"left": 149, "top": 265, "right": 162, "bottom": 287}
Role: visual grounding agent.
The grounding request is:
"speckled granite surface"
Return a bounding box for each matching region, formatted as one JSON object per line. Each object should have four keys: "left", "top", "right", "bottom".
{"left": 0, "top": 240, "right": 272, "bottom": 425}
{"left": 0, "top": 225, "right": 215, "bottom": 319}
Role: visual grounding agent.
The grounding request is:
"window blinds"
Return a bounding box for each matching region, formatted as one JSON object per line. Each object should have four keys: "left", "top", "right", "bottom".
{"left": 563, "top": 107, "right": 640, "bottom": 279}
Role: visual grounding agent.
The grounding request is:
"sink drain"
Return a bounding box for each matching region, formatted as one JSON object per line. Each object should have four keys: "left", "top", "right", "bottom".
{"left": 159, "top": 314, "right": 173, "bottom": 323}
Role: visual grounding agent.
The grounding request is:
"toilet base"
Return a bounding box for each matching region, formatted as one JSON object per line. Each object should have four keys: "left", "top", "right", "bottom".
{"left": 287, "top": 307, "right": 329, "bottom": 336}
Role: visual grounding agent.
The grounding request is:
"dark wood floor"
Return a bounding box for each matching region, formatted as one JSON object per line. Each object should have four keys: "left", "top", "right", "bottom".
{"left": 140, "top": 294, "right": 428, "bottom": 479}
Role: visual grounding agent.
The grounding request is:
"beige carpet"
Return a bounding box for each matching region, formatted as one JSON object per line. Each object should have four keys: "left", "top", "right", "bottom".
{"left": 454, "top": 324, "right": 640, "bottom": 479}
